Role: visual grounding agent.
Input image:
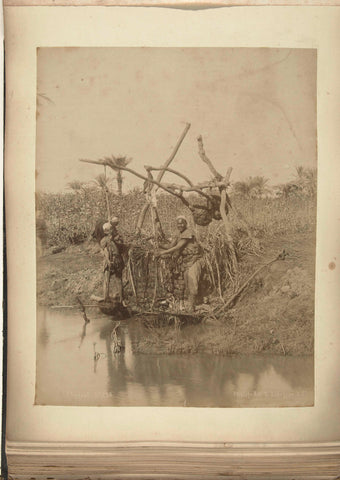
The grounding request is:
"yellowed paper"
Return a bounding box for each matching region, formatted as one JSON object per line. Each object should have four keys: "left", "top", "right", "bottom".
{"left": 5, "top": 6, "right": 340, "bottom": 443}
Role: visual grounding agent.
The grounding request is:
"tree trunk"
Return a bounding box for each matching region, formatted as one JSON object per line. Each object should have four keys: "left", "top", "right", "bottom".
{"left": 104, "top": 187, "right": 111, "bottom": 220}
{"left": 117, "top": 170, "right": 123, "bottom": 196}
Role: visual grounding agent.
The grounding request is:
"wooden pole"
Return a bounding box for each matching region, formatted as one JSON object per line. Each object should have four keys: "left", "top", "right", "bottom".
{"left": 219, "top": 168, "right": 238, "bottom": 273}
{"left": 127, "top": 257, "right": 138, "bottom": 300}
{"left": 156, "top": 123, "right": 191, "bottom": 182}
{"left": 215, "top": 251, "right": 287, "bottom": 314}
{"left": 136, "top": 123, "right": 191, "bottom": 233}
{"left": 150, "top": 201, "right": 159, "bottom": 309}
{"left": 145, "top": 165, "right": 194, "bottom": 186}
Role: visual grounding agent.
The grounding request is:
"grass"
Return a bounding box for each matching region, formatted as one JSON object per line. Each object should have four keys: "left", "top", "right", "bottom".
{"left": 232, "top": 196, "right": 316, "bottom": 237}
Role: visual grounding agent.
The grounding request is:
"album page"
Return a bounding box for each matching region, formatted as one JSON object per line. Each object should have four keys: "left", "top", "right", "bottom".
{"left": 5, "top": 5, "right": 340, "bottom": 445}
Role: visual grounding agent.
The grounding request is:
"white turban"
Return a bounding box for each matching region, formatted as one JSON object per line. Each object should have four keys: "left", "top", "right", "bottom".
{"left": 103, "top": 222, "right": 113, "bottom": 234}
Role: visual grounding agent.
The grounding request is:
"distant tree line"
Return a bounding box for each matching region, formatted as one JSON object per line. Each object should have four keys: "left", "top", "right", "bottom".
{"left": 232, "top": 166, "right": 317, "bottom": 199}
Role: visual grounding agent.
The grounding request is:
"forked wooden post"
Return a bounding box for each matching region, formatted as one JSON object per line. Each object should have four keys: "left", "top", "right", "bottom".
{"left": 197, "top": 136, "right": 238, "bottom": 271}
{"left": 197, "top": 135, "right": 223, "bottom": 181}
{"left": 144, "top": 169, "right": 166, "bottom": 240}
{"left": 219, "top": 167, "right": 238, "bottom": 272}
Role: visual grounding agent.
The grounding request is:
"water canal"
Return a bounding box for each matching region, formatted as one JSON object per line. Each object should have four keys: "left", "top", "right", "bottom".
{"left": 36, "top": 308, "right": 314, "bottom": 407}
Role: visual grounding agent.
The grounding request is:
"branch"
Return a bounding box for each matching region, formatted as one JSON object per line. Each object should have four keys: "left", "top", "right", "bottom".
{"left": 144, "top": 167, "right": 230, "bottom": 200}
{"left": 145, "top": 165, "right": 194, "bottom": 186}
{"left": 80, "top": 158, "right": 189, "bottom": 204}
{"left": 161, "top": 182, "right": 212, "bottom": 201}
{"left": 196, "top": 180, "right": 229, "bottom": 189}
{"left": 224, "top": 167, "right": 233, "bottom": 183}
{"left": 214, "top": 251, "right": 288, "bottom": 313}
{"left": 197, "top": 135, "right": 223, "bottom": 181}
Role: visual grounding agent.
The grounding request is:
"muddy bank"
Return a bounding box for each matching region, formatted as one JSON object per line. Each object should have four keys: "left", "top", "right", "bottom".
{"left": 134, "top": 271, "right": 314, "bottom": 356}
{"left": 36, "top": 232, "right": 314, "bottom": 356}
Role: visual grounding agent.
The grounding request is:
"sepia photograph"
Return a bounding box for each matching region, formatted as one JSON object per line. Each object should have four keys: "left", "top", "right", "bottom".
{"left": 35, "top": 47, "right": 316, "bottom": 408}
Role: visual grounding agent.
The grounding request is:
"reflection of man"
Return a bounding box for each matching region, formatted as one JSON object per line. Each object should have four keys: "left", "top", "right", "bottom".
{"left": 157, "top": 216, "right": 204, "bottom": 311}
{"left": 100, "top": 222, "right": 124, "bottom": 303}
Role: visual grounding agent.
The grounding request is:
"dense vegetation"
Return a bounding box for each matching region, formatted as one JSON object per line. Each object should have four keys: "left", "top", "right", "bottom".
{"left": 36, "top": 166, "right": 316, "bottom": 249}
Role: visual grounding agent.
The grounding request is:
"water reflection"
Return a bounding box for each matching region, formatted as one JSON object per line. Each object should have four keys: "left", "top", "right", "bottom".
{"left": 38, "top": 308, "right": 50, "bottom": 348}
{"left": 78, "top": 321, "right": 89, "bottom": 349}
{"left": 36, "top": 308, "right": 314, "bottom": 407}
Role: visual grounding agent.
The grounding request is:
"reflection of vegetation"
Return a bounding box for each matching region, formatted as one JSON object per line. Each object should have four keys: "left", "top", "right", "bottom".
{"left": 78, "top": 321, "right": 88, "bottom": 349}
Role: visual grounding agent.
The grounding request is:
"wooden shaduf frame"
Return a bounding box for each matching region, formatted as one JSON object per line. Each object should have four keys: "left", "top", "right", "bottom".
{"left": 80, "top": 123, "right": 239, "bottom": 272}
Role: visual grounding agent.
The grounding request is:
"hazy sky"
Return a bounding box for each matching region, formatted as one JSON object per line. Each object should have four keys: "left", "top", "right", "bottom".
{"left": 36, "top": 47, "right": 317, "bottom": 193}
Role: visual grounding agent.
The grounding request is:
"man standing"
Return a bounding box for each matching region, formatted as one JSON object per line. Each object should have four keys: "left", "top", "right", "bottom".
{"left": 157, "top": 216, "right": 204, "bottom": 312}
{"left": 100, "top": 222, "right": 124, "bottom": 303}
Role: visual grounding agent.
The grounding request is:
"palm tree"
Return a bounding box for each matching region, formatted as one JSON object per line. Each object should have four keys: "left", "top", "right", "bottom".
{"left": 67, "top": 180, "right": 87, "bottom": 193}
{"left": 92, "top": 173, "right": 112, "bottom": 191}
{"left": 274, "top": 183, "right": 298, "bottom": 198}
{"left": 92, "top": 170, "right": 115, "bottom": 219}
{"left": 248, "top": 176, "right": 270, "bottom": 198}
{"left": 233, "top": 180, "right": 252, "bottom": 198}
{"left": 233, "top": 176, "right": 270, "bottom": 198}
{"left": 294, "top": 165, "right": 317, "bottom": 197}
{"left": 102, "top": 155, "right": 132, "bottom": 196}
